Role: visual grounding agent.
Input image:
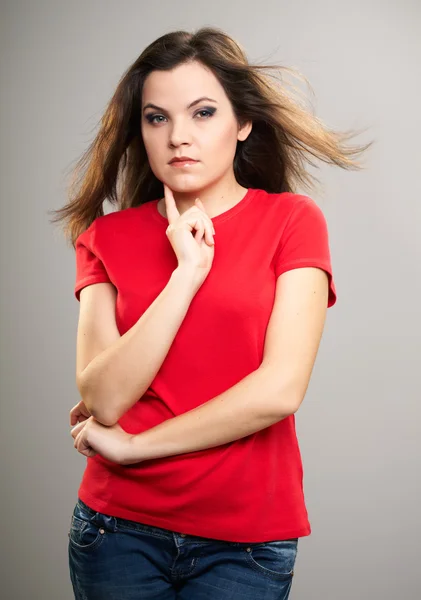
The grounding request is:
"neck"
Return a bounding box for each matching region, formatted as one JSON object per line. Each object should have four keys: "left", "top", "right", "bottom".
{"left": 160, "top": 176, "right": 248, "bottom": 220}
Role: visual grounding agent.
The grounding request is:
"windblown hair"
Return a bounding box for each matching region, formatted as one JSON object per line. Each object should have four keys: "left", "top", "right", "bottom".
{"left": 49, "top": 26, "right": 372, "bottom": 246}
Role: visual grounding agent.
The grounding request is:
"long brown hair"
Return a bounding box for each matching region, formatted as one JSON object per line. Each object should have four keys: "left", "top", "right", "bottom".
{"left": 49, "top": 26, "right": 373, "bottom": 246}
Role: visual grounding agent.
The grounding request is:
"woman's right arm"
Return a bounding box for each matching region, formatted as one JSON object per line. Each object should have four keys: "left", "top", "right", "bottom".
{"left": 76, "top": 265, "right": 199, "bottom": 426}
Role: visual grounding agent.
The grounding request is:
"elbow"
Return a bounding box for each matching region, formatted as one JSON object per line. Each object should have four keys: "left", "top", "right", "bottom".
{"left": 88, "top": 404, "right": 120, "bottom": 427}
{"left": 77, "top": 379, "right": 120, "bottom": 427}
{"left": 278, "top": 401, "right": 299, "bottom": 419}
{"left": 282, "top": 387, "right": 305, "bottom": 416}
{"left": 286, "top": 400, "right": 301, "bottom": 415}
{"left": 259, "top": 365, "right": 306, "bottom": 419}
{"left": 271, "top": 385, "right": 305, "bottom": 419}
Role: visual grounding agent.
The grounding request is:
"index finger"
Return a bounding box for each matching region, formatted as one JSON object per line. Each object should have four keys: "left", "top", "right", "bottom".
{"left": 163, "top": 184, "right": 180, "bottom": 224}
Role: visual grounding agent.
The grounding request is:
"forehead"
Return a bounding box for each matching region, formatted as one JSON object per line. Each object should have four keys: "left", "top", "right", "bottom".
{"left": 142, "top": 61, "right": 225, "bottom": 106}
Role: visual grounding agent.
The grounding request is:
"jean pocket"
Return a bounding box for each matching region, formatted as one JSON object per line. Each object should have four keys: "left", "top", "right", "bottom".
{"left": 68, "top": 502, "right": 107, "bottom": 552}
{"left": 243, "top": 539, "right": 298, "bottom": 581}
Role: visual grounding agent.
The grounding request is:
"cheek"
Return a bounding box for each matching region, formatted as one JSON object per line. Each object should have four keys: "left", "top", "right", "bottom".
{"left": 142, "top": 130, "right": 162, "bottom": 167}
{"left": 205, "top": 124, "right": 238, "bottom": 161}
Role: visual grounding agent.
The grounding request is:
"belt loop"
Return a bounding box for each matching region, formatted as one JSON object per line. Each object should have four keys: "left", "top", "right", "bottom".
{"left": 101, "top": 513, "right": 118, "bottom": 533}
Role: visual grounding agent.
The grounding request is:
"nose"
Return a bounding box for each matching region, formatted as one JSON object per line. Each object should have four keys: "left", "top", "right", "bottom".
{"left": 168, "top": 118, "right": 192, "bottom": 148}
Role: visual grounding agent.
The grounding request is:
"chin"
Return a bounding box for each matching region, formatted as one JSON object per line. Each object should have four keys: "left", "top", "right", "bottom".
{"left": 165, "top": 176, "right": 208, "bottom": 194}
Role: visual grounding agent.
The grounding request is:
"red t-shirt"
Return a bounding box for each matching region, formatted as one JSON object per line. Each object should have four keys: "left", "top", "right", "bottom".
{"left": 74, "top": 187, "right": 337, "bottom": 543}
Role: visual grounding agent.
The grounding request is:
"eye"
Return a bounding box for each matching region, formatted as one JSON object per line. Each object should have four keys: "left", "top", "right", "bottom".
{"left": 144, "top": 107, "right": 216, "bottom": 125}
{"left": 145, "top": 114, "right": 167, "bottom": 124}
{"left": 195, "top": 107, "right": 216, "bottom": 119}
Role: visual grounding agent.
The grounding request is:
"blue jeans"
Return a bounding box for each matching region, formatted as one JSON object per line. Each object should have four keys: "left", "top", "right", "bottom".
{"left": 68, "top": 498, "right": 299, "bottom": 599}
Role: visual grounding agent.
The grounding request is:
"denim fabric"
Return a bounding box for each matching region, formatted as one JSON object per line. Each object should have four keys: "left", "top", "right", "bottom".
{"left": 68, "top": 498, "right": 298, "bottom": 599}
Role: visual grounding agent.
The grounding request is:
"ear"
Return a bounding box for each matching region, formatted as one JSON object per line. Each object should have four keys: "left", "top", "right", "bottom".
{"left": 237, "top": 120, "right": 252, "bottom": 142}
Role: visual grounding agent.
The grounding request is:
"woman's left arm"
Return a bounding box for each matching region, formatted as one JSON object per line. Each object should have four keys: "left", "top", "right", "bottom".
{"left": 122, "top": 266, "right": 329, "bottom": 465}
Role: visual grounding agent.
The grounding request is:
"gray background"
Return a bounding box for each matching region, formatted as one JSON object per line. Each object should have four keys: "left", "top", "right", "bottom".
{"left": 1, "top": 1, "right": 420, "bottom": 598}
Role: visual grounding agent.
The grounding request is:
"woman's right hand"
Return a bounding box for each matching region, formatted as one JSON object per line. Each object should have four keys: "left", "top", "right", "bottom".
{"left": 69, "top": 399, "right": 91, "bottom": 426}
{"left": 164, "top": 184, "right": 215, "bottom": 287}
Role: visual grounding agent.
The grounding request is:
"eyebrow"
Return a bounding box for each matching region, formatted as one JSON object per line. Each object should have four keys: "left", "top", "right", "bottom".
{"left": 142, "top": 97, "right": 218, "bottom": 113}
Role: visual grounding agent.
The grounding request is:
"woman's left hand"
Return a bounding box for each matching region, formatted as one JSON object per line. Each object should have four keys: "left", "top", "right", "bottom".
{"left": 70, "top": 416, "right": 134, "bottom": 465}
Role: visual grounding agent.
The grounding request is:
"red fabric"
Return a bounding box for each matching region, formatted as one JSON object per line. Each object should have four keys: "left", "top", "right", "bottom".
{"left": 74, "top": 188, "right": 336, "bottom": 542}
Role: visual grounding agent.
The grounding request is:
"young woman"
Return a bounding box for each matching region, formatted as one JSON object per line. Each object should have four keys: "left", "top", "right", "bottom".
{"left": 52, "top": 26, "right": 370, "bottom": 600}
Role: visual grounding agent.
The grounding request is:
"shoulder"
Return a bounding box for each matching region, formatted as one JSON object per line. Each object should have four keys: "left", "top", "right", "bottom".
{"left": 251, "top": 189, "right": 324, "bottom": 228}
{"left": 75, "top": 202, "right": 154, "bottom": 248}
{"left": 91, "top": 203, "right": 153, "bottom": 232}
{"left": 257, "top": 189, "right": 320, "bottom": 212}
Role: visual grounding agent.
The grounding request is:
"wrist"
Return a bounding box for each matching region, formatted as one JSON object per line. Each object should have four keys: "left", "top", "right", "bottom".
{"left": 171, "top": 265, "right": 201, "bottom": 296}
{"left": 121, "top": 434, "right": 142, "bottom": 465}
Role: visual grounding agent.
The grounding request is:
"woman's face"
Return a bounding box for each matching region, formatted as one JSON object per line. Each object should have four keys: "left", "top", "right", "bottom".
{"left": 141, "top": 60, "right": 251, "bottom": 193}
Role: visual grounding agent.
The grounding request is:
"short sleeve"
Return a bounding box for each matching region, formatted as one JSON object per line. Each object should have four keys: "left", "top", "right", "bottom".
{"left": 273, "top": 197, "right": 337, "bottom": 307}
{"left": 74, "top": 222, "right": 112, "bottom": 301}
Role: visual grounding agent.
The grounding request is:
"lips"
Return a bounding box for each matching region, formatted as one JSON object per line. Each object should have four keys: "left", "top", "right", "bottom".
{"left": 169, "top": 157, "right": 198, "bottom": 164}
